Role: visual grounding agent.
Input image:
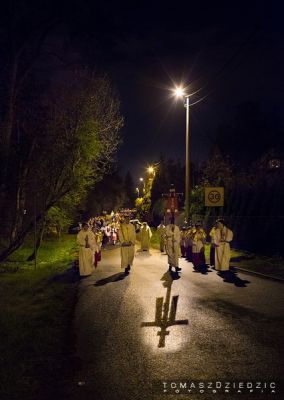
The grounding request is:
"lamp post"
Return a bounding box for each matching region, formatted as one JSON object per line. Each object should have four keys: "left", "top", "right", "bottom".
{"left": 185, "top": 95, "right": 190, "bottom": 222}
{"left": 175, "top": 87, "right": 190, "bottom": 222}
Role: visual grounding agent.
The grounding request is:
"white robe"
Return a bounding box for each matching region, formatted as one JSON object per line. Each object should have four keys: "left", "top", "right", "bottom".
{"left": 157, "top": 224, "right": 166, "bottom": 251}
{"left": 215, "top": 227, "right": 233, "bottom": 271}
{"left": 192, "top": 230, "right": 206, "bottom": 253}
{"left": 165, "top": 224, "right": 181, "bottom": 267}
{"left": 118, "top": 223, "right": 136, "bottom": 268}
{"left": 76, "top": 230, "right": 95, "bottom": 276}
{"left": 140, "top": 225, "right": 152, "bottom": 250}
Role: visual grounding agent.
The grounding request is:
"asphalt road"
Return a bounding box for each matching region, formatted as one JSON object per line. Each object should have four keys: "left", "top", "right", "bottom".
{"left": 65, "top": 245, "right": 284, "bottom": 400}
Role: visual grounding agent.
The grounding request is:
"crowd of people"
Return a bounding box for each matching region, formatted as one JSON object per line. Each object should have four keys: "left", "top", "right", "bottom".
{"left": 89, "top": 213, "right": 121, "bottom": 246}
{"left": 157, "top": 218, "right": 233, "bottom": 273}
{"left": 76, "top": 213, "right": 122, "bottom": 276}
{"left": 76, "top": 212, "right": 233, "bottom": 277}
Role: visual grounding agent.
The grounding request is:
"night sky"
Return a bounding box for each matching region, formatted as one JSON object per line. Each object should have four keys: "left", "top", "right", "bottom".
{"left": 67, "top": 1, "right": 282, "bottom": 179}
{"left": 8, "top": 0, "right": 284, "bottom": 179}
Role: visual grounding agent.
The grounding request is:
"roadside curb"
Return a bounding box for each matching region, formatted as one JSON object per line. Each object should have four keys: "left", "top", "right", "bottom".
{"left": 232, "top": 266, "right": 284, "bottom": 283}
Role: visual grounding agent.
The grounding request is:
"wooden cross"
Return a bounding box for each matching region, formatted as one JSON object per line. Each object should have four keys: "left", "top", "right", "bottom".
{"left": 162, "top": 184, "right": 183, "bottom": 223}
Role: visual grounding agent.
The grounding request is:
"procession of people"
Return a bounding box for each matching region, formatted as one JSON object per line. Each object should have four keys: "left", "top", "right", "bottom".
{"left": 76, "top": 212, "right": 121, "bottom": 276}
{"left": 169, "top": 219, "right": 233, "bottom": 272}
{"left": 118, "top": 214, "right": 136, "bottom": 274}
{"left": 76, "top": 210, "right": 234, "bottom": 278}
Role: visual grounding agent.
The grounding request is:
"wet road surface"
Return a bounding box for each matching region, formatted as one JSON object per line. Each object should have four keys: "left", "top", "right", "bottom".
{"left": 65, "top": 246, "right": 284, "bottom": 400}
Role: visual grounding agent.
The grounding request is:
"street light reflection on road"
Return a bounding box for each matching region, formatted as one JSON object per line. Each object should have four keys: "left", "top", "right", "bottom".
{"left": 141, "top": 271, "right": 189, "bottom": 351}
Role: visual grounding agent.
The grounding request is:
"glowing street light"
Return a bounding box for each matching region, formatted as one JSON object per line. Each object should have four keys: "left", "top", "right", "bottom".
{"left": 174, "top": 86, "right": 190, "bottom": 221}
{"left": 139, "top": 177, "right": 144, "bottom": 182}
{"left": 147, "top": 166, "right": 154, "bottom": 174}
{"left": 174, "top": 87, "right": 185, "bottom": 98}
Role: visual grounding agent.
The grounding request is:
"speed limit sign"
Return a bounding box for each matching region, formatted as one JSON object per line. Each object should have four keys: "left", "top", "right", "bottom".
{"left": 205, "top": 187, "right": 224, "bottom": 207}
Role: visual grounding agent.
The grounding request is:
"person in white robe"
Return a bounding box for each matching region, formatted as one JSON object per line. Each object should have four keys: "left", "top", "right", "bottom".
{"left": 157, "top": 222, "right": 166, "bottom": 252}
{"left": 140, "top": 222, "right": 152, "bottom": 251}
{"left": 215, "top": 219, "right": 233, "bottom": 271}
{"left": 76, "top": 223, "right": 96, "bottom": 276}
{"left": 118, "top": 215, "right": 136, "bottom": 274}
{"left": 165, "top": 219, "right": 181, "bottom": 272}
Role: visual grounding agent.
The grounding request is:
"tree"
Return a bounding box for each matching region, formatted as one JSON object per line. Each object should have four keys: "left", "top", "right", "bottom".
{"left": 214, "top": 102, "right": 284, "bottom": 166}
{"left": 0, "top": 1, "right": 60, "bottom": 212}
{"left": 123, "top": 171, "right": 136, "bottom": 208}
{"left": 0, "top": 70, "right": 123, "bottom": 261}
{"left": 86, "top": 171, "right": 126, "bottom": 216}
{"left": 200, "top": 146, "right": 234, "bottom": 188}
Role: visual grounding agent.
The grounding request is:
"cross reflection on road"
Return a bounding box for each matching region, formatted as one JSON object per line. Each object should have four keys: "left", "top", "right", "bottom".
{"left": 141, "top": 271, "right": 189, "bottom": 348}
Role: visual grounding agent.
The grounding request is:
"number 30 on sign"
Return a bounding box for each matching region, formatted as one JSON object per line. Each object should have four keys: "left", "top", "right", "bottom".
{"left": 205, "top": 187, "right": 224, "bottom": 207}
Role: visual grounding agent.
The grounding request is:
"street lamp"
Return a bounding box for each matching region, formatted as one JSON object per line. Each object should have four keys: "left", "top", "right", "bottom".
{"left": 174, "top": 86, "right": 190, "bottom": 222}
{"left": 136, "top": 187, "right": 140, "bottom": 197}
{"left": 147, "top": 166, "right": 155, "bottom": 185}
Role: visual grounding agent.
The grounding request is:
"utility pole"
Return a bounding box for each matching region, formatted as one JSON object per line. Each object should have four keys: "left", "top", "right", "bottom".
{"left": 185, "top": 95, "right": 190, "bottom": 221}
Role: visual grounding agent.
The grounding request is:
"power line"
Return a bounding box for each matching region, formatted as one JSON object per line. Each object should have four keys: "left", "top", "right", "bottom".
{"left": 187, "top": 27, "right": 263, "bottom": 106}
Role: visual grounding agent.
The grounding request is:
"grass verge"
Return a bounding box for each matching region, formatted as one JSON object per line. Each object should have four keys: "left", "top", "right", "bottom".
{"left": 0, "top": 234, "right": 79, "bottom": 400}
{"left": 150, "top": 228, "right": 284, "bottom": 280}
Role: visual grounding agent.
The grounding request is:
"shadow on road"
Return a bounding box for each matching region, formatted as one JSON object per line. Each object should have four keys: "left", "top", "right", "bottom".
{"left": 217, "top": 268, "right": 251, "bottom": 287}
{"left": 141, "top": 271, "right": 188, "bottom": 348}
{"left": 93, "top": 272, "right": 127, "bottom": 286}
{"left": 192, "top": 264, "right": 212, "bottom": 275}
{"left": 49, "top": 261, "right": 81, "bottom": 284}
